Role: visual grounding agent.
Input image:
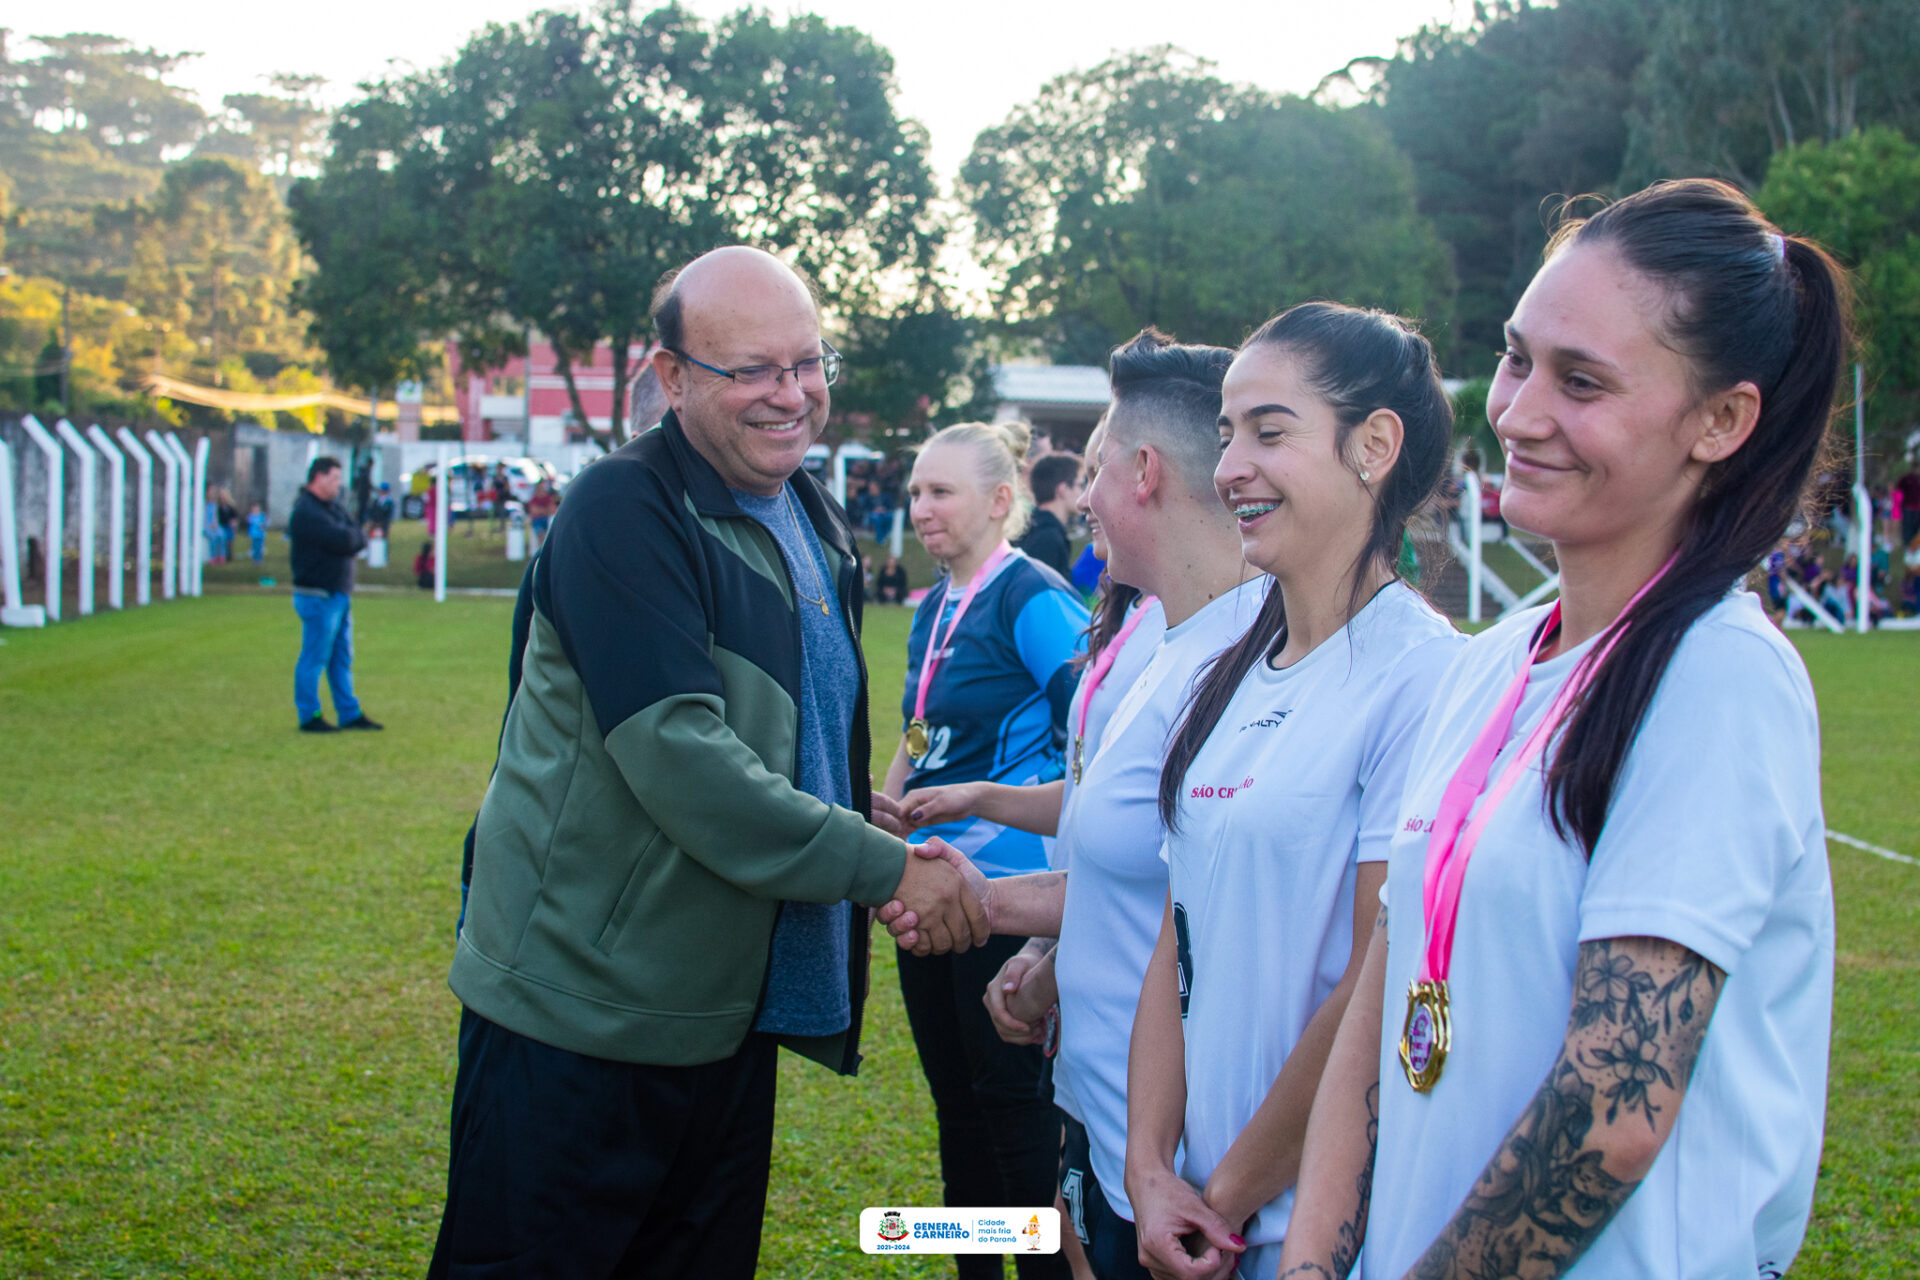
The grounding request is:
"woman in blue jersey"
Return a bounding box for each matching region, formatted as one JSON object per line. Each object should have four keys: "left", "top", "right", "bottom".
{"left": 1125, "top": 304, "right": 1462, "bottom": 1280}
{"left": 1276, "top": 182, "right": 1846, "bottom": 1280}
{"left": 885, "top": 419, "right": 1090, "bottom": 1280}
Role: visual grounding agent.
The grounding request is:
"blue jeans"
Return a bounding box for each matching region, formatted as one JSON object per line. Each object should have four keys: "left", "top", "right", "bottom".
{"left": 292, "top": 591, "right": 360, "bottom": 724}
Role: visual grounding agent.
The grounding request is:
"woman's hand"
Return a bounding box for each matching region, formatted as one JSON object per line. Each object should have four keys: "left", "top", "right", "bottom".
{"left": 983, "top": 944, "right": 1056, "bottom": 1045}
{"left": 901, "top": 781, "right": 984, "bottom": 832}
{"left": 1129, "top": 1165, "right": 1246, "bottom": 1280}
{"left": 867, "top": 790, "right": 909, "bottom": 839}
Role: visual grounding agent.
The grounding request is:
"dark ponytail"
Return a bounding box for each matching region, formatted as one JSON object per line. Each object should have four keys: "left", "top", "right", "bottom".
{"left": 1540, "top": 179, "right": 1850, "bottom": 855}
{"left": 1158, "top": 302, "right": 1453, "bottom": 828}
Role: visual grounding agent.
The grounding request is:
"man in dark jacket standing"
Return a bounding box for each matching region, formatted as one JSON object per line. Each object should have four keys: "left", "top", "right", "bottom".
{"left": 289, "top": 456, "right": 381, "bottom": 733}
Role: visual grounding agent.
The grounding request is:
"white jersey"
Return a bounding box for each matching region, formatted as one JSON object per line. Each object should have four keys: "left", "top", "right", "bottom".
{"left": 1052, "top": 577, "right": 1269, "bottom": 1220}
{"left": 1367, "top": 591, "right": 1832, "bottom": 1280}
{"left": 1054, "top": 595, "right": 1166, "bottom": 856}
{"left": 1167, "top": 583, "right": 1462, "bottom": 1275}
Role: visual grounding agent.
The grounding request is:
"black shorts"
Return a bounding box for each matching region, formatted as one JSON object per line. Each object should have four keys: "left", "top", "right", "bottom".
{"left": 1059, "top": 1111, "right": 1153, "bottom": 1280}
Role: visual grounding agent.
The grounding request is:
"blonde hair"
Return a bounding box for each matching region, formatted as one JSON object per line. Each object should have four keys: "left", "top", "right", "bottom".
{"left": 918, "top": 420, "right": 1034, "bottom": 540}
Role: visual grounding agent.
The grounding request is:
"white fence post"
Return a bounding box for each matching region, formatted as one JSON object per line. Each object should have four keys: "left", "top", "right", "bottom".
{"left": 0, "top": 439, "right": 19, "bottom": 614}
{"left": 0, "top": 439, "right": 44, "bottom": 626}
{"left": 434, "top": 442, "right": 451, "bottom": 602}
{"left": 117, "top": 429, "right": 154, "bottom": 606}
{"left": 161, "top": 433, "right": 194, "bottom": 598}
{"left": 889, "top": 506, "right": 905, "bottom": 560}
{"left": 21, "top": 415, "right": 63, "bottom": 622}
{"left": 191, "top": 435, "right": 210, "bottom": 595}
{"left": 86, "top": 426, "right": 126, "bottom": 610}
{"left": 1463, "top": 470, "right": 1483, "bottom": 625}
{"left": 144, "top": 429, "right": 178, "bottom": 599}
{"left": 55, "top": 420, "right": 96, "bottom": 617}
{"left": 1854, "top": 482, "right": 1872, "bottom": 633}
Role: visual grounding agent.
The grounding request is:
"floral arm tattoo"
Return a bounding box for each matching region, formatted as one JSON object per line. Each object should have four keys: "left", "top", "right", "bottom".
{"left": 1404, "top": 936, "right": 1724, "bottom": 1280}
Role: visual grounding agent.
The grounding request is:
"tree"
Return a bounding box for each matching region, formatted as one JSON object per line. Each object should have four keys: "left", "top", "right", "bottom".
{"left": 0, "top": 32, "right": 194, "bottom": 289}
{"left": 286, "top": 94, "right": 442, "bottom": 402}
{"left": 1626, "top": 0, "right": 1920, "bottom": 189}
{"left": 1362, "top": 0, "right": 1661, "bottom": 371}
{"left": 208, "top": 74, "right": 330, "bottom": 194}
{"left": 1758, "top": 127, "right": 1920, "bottom": 457}
{"left": 10, "top": 32, "right": 205, "bottom": 165}
{"left": 963, "top": 49, "right": 1452, "bottom": 362}
{"left": 829, "top": 291, "right": 974, "bottom": 443}
{"left": 296, "top": 1, "right": 946, "bottom": 443}
{"left": 0, "top": 30, "right": 341, "bottom": 415}
{"left": 142, "top": 157, "right": 303, "bottom": 379}
{"left": 959, "top": 48, "right": 1252, "bottom": 360}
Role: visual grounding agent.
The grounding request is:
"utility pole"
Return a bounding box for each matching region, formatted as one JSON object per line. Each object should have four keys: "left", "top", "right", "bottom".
{"left": 522, "top": 326, "right": 535, "bottom": 452}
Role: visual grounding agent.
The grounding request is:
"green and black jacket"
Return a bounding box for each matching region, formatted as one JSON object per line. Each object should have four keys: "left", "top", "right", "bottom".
{"left": 450, "top": 413, "right": 906, "bottom": 1074}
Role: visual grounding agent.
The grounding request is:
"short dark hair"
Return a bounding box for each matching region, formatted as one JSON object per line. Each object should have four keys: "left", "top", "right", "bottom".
{"left": 1029, "top": 453, "right": 1082, "bottom": 505}
{"left": 308, "top": 456, "right": 341, "bottom": 483}
{"left": 1105, "top": 328, "right": 1234, "bottom": 496}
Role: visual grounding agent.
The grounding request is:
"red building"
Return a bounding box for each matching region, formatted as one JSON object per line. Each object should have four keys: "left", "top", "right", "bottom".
{"left": 448, "top": 336, "right": 657, "bottom": 444}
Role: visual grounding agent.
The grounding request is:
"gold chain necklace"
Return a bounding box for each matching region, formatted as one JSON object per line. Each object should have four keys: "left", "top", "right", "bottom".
{"left": 781, "top": 484, "right": 833, "bottom": 616}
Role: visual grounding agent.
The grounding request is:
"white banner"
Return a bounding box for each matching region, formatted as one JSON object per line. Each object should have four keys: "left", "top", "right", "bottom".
{"left": 859, "top": 1207, "right": 1060, "bottom": 1255}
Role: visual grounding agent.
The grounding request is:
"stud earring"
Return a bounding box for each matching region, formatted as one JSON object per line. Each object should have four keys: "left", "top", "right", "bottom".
{"left": 1360, "top": 469, "right": 1372, "bottom": 482}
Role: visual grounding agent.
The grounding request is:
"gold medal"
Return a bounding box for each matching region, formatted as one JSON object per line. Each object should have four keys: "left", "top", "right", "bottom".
{"left": 1398, "top": 979, "right": 1451, "bottom": 1092}
{"left": 906, "top": 718, "right": 931, "bottom": 762}
{"left": 1071, "top": 735, "right": 1084, "bottom": 784}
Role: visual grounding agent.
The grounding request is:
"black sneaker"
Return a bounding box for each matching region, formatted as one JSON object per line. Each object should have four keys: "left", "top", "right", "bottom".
{"left": 299, "top": 717, "right": 338, "bottom": 733}
{"left": 339, "top": 714, "right": 385, "bottom": 732}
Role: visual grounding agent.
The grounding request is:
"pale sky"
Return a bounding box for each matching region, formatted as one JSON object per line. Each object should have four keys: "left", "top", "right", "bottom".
{"left": 40, "top": 0, "right": 1467, "bottom": 179}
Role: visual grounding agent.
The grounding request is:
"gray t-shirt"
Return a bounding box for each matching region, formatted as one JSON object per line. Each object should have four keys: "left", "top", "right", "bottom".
{"left": 732, "top": 484, "right": 859, "bottom": 1036}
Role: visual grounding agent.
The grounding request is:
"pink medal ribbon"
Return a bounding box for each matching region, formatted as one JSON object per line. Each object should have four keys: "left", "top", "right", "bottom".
{"left": 907, "top": 542, "right": 1012, "bottom": 762}
{"left": 1071, "top": 595, "right": 1158, "bottom": 783}
{"left": 1399, "top": 554, "right": 1675, "bottom": 1091}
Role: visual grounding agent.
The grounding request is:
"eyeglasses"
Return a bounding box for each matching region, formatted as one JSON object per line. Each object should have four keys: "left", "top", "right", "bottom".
{"left": 669, "top": 341, "right": 842, "bottom": 391}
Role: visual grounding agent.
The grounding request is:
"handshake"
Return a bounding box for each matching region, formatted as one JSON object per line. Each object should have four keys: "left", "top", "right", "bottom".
{"left": 875, "top": 838, "right": 996, "bottom": 955}
{"left": 867, "top": 793, "right": 994, "bottom": 955}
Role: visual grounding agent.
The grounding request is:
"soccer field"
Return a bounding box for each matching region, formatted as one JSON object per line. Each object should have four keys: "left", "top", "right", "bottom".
{"left": 0, "top": 592, "right": 1913, "bottom": 1278}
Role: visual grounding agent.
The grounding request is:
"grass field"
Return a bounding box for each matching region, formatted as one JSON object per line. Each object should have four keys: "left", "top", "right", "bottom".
{"left": 0, "top": 590, "right": 1914, "bottom": 1278}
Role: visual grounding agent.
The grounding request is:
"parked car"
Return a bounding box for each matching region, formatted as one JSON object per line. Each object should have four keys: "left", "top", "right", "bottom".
{"left": 400, "top": 456, "right": 559, "bottom": 519}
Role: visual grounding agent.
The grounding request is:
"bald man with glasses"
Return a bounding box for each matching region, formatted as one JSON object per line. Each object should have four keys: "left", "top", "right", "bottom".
{"left": 432, "top": 247, "right": 990, "bottom": 1279}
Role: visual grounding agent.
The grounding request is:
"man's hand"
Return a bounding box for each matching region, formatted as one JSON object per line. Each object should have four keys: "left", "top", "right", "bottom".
{"left": 984, "top": 947, "right": 1053, "bottom": 1045}
{"left": 868, "top": 790, "right": 909, "bottom": 839}
{"left": 902, "top": 782, "right": 983, "bottom": 832}
{"left": 888, "top": 838, "right": 990, "bottom": 954}
{"left": 1131, "top": 1166, "right": 1246, "bottom": 1280}
{"left": 880, "top": 840, "right": 994, "bottom": 955}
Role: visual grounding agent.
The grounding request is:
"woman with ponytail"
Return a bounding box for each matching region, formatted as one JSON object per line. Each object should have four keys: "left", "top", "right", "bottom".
{"left": 1276, "top": 179, "right": 1846, "bottom": 1280}
{"left": 1125, "top": 304, "right": 1463, "bottom": 1280}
